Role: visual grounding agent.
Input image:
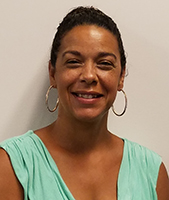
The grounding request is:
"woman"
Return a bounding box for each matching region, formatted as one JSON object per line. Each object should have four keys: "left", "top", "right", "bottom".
{"left": 0, "top": 6, "right": 168, "bottom": 200}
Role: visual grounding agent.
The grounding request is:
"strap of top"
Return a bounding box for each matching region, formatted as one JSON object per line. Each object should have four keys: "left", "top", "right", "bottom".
{"left": 118, "top": 138, "right": 161, "bottom": 199}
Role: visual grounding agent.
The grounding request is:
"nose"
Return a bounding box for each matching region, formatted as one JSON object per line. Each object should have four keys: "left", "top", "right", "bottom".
{"left": 80, "top": 61, "right": 98, "bottom": 85}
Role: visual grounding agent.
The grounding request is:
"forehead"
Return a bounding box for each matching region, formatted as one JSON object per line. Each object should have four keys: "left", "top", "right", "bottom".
{"left": 58, "top": 25, "right": 120, "bottom": 57}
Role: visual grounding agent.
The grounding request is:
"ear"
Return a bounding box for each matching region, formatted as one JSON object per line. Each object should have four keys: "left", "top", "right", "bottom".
{"left": 48, "top": 61, "right": 57, "bottom": 88}
{"left": 118, "top": 68, "right": 126, "bottom": 91}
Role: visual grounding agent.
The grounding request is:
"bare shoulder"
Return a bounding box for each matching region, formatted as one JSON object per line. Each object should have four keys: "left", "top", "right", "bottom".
{"left": 0, "top": 148, "right": 24, "bottom": 200}
{"left": 34, "top": 124, "right": 53, "bottom": 137}
{"left": 156, "top": 162, "right": 169, "bottom": 200}
{"left": 34, "top": 124, "right": 56, "bottom": 145}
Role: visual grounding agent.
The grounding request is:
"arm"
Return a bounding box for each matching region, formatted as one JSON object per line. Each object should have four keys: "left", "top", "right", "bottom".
{"left": 0, "top": 148, "right": 24, "bottom": 200}
{"left": 156, "top": 162, "right": 169, "bottom": 200}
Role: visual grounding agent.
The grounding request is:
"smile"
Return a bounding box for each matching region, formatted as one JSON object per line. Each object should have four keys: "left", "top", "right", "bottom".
{"left": 72, "top": 92, "right": 103, "bottom": 99}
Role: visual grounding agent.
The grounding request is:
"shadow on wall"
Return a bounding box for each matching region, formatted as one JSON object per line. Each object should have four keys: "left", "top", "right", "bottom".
{"left": 2, "top": 63, "right": 58, "bottom": 141}
{"left": 28, "top": 76, "right": 58, "bottom": 131}
{"left": 28, "top": 77, "right": 58, "bottom": 132}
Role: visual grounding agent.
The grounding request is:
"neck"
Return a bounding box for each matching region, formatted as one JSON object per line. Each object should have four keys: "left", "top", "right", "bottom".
{"left": 48, "top": 113, "right": 112, "bottom": 153}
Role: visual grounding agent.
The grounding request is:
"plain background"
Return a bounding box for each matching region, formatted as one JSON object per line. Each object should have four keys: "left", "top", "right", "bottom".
{"left": 0, "top": 0, "right": 169, "bottom": 171}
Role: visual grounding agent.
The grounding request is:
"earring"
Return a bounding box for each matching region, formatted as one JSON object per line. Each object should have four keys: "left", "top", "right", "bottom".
{"left": 112, "top": 89, "right": 127, "bottom": 116}
{"left": 46, "top": 85, "right": 59, "bottom": 112}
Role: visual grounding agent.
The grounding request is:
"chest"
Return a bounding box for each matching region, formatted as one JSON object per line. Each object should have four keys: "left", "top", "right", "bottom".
{"left": 51, "top": 151, "right": 122, "bottom": 200}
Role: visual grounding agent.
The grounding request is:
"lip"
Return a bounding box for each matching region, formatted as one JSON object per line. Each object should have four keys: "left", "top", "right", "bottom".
{"left": 71, "top": 91, "right": 103, "bottom": 104}
{"left": 72, "top": 90, "right": 103, "bottom": 97}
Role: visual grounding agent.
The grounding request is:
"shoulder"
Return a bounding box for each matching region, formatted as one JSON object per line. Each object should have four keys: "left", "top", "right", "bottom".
{"left": 0, "top": 148, "right": 24, "bottom": 199}
{"left": 0, "top": 130, "right": 43, "bottom": 171}
{"left": 0, "top": 130, "right": 38, "bottom": 200}
{"left": 156, "top": 162, "right": 169, "bottom": 200}
{"left": 124, "top": 138, "right": 162, "bottom": 165}
{"left": 0, "top": 130, "right": 36, "bottom": 154}
{"left": 123, "top": 139, "right": 162, "bottom": 184}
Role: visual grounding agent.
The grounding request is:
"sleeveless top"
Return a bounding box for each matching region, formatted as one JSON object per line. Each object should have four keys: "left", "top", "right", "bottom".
{"left": 0, "top": 130, "right": 161, "bottom": 200}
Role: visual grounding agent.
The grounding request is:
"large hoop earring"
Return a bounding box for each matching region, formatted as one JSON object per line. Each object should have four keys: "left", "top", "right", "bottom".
{"left": 112, "top": 89, "right": 127, "bottom": 116}
{"left": 46, "top": 85, "right": 59, "bottom": 112}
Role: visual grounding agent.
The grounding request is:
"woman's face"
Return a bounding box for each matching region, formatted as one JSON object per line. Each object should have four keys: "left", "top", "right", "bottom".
{"left": 49, "top": 25, "right": 125, "bottom": 122}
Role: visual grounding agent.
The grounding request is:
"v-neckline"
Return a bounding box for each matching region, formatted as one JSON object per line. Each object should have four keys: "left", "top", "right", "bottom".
{"left": 30, "top": 130, "right": 127, "bottom": 200}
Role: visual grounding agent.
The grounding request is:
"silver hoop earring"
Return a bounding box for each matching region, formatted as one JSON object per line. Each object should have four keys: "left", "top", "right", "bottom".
{"left": 46, "top": 85, "right": 59, "bottom": 112}
{"left": 112, "top": 89, "right": 127, "bottom": 116}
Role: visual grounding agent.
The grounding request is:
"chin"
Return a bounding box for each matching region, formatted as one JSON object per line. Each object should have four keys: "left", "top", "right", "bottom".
{"left": 73, "top": 110, "right": 108, "bottom": 123}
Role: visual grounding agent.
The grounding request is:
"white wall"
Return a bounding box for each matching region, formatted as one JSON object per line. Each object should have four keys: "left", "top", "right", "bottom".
{"left": 0, "top": 0, "right": 169, "bottom": 171}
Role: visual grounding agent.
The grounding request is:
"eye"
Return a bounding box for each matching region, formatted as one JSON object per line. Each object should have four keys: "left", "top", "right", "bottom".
{"left": 100, "top": 61, "right": 112, "bottom": 65}
{"left": 66, "top": 59, "right": 82, "bottom": 68}
{"left": 67, "top": 59, "right": 79, "bottom": 64}
{"left": 97, "top": 60, "right": 115, "bottom": 70}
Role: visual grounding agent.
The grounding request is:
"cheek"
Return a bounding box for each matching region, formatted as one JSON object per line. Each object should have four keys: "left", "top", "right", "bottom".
{"left": 99, "top": 71, "right": 121, "bottom": 90}
{"left": 55, "top": 70, "right": 79, "bottom": 91}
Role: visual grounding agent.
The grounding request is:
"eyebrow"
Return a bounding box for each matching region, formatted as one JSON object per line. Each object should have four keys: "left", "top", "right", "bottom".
{"left": 97, "top": 52, "right": 117, "bottom": 60}
{"left": 62, "top": 50, "right": 117, "bottom": 60}
{"left": 62, "top": 50, "right": 81, "bottom": 58}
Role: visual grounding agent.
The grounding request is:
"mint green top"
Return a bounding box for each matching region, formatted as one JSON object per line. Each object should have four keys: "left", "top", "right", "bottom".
{"left": 0, "top": 130, "right": 161, "bottom": 200}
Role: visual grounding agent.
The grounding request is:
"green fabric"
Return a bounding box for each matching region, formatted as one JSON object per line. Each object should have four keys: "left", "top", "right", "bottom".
{"left": 0, "top": 130, "right": 161, "bottom": 200}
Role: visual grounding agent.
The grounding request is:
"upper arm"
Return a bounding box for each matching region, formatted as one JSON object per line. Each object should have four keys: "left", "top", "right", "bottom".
{"left": 0, "top": 148, "right": 24, "bottom": 200}
{"left": 156, "top": 162, "right": 169, "bottom": 200}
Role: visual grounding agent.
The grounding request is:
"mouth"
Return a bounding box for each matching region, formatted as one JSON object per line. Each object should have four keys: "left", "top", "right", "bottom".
{"left": 72, "top": 92, "right": 103, "bottom": 99}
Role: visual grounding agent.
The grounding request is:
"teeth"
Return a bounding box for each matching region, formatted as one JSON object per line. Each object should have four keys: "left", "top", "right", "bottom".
{"left": 77, "top": 94, "right": 98, "bottom": 99}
